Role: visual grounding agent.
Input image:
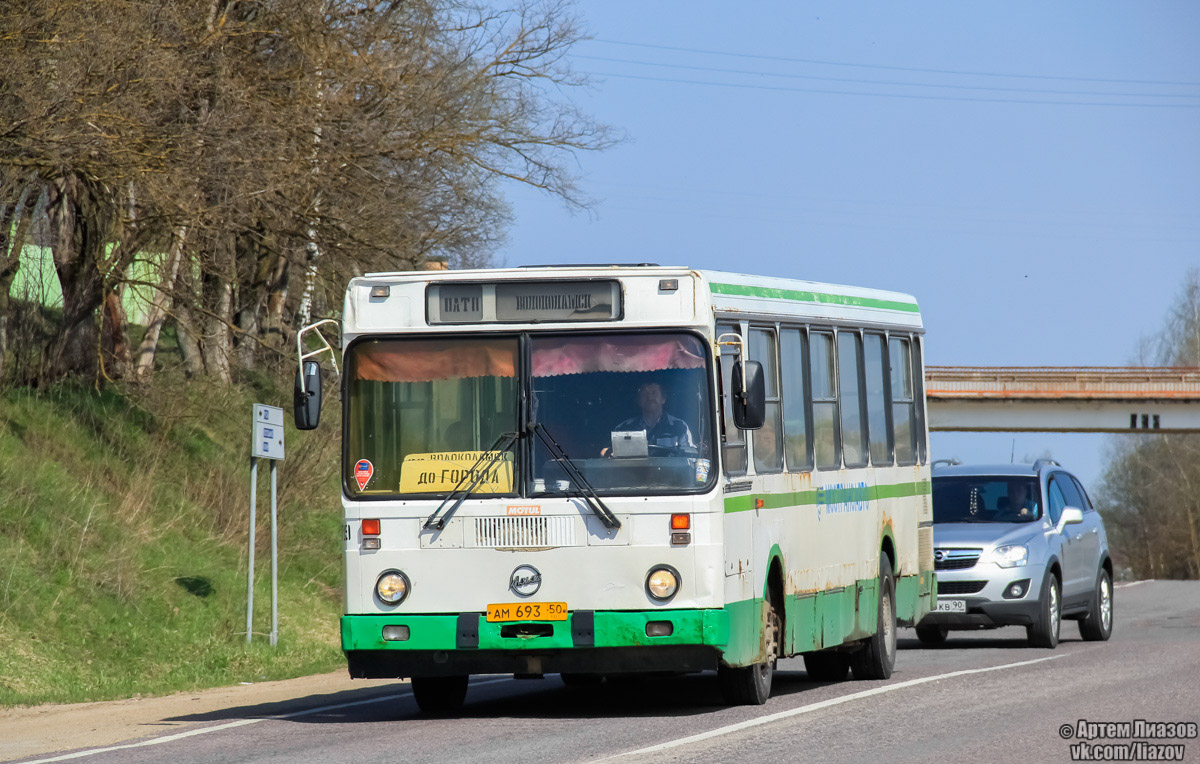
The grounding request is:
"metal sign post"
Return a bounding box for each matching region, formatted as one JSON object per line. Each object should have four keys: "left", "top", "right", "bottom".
{"left": 247, "top": 404, "right": 285, "bottom": 646}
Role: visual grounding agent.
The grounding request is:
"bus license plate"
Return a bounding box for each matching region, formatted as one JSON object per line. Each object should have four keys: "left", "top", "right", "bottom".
{"left": 935, "top": 599, "right": 967, "bottom": 613}
{"left": 486, "top": 602, "right": 569, "bottom": 622}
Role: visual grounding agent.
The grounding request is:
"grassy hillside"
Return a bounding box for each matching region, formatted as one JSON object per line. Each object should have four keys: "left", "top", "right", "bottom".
{"left": 0, "top": 373, "right": 347, "bottom": 706}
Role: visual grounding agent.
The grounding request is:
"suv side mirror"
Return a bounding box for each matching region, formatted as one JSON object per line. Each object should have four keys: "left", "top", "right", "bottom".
{"left": 731, "top": 360, "right": 766, "bottom": 430}
{"left": 294, "top": 360, "right": 322, "bottom": 430}
{"left": 1060, "top": 507, "right": 1084, "bottom": 529}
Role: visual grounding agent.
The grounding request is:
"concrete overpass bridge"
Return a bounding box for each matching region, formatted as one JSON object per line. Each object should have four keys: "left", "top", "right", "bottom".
{"left": 925, "top": 366, "right": 1200, "bottom": 433}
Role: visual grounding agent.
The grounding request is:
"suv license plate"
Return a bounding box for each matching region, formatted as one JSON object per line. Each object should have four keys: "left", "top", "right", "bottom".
{"left": 935, "top": 599, "right": 967, "bottom": 613}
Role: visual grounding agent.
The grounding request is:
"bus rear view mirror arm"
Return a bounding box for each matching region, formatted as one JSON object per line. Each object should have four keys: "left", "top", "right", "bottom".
{"left": 731, "top": 360, "right": 766, "bottom": 430}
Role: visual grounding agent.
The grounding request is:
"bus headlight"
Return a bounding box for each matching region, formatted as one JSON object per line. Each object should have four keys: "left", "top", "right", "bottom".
{"left": 646, "top": 565, "right": 681, "bottom": 601}
{"left": 375, "top": 570, "right": 410, "bottom": 605}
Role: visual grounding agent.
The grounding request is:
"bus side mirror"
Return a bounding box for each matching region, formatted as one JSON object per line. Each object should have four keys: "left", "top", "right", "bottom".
{"left": 731, "top": 360, "right": 766, "bottom": 430}
{"left": 294, "top": 360, "right": 322, "bottom": 430}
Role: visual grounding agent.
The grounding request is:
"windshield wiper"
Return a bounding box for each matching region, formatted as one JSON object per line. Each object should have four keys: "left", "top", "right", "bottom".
{"left": 423, "top": 431, "right": 519, "bottom": 531}
{"left": 531, "top": 422, "right": 621, "bottom": 530}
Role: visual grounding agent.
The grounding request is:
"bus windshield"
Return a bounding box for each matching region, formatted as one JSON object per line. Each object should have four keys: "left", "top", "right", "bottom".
{"left": 932, "top": 476, "right": 1042, "bottom": 523}
{"left": 531, "top": 332, "right": 714, "bottom": 495}
{"left": 344, "top": 332, "right": 714, "bottom": 498}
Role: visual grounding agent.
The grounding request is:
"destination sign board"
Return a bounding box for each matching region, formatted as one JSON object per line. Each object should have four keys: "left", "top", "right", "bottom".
{"left": 427, "top": 281, "right": 621, "bottom": 324}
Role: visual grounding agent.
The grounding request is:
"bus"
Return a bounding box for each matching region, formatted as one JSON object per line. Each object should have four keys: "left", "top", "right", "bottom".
{"left": 293, "top": 264, "right": 934, "bottom": 713}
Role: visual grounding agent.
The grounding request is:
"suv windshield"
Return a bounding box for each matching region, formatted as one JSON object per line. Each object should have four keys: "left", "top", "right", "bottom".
{"left": 344, "top": 332, "right": 714, "bottom": 498}
{"left": 932, "top": 476, "right": 1042, "bottom": 523}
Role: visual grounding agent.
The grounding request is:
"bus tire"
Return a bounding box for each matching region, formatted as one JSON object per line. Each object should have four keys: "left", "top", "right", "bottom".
{"left": 411, "top": 675, "right": 469, "bottom": 715}
{"left": 851, "top": 555, "right": 897, "bottom": 680}
{"left": 915, "top": 625, "right": 948, "bottom": 646}
{"left": 718, "top": 598, "right": 780, "bottom": 705}
{"left": 803, "top": 652, "right": 849, "bottom": 682}
{"left": 1078, "top": 567, "right": 1113, "bottom": 642}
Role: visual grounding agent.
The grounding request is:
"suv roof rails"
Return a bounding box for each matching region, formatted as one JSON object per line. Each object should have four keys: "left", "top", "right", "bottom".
{"left": 931, "top": 458, "right": 962, "bottom": 469}
{"left": 1032, "top": 458, "right": 1061, "bottom": 472}
{"left": 517, "top": 263, "right": 661, "bottom": 268}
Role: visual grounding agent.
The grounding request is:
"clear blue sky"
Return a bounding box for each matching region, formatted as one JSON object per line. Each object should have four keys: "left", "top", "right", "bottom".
{"left": 501, "top": 1, "right": 1200, "bottom": 493}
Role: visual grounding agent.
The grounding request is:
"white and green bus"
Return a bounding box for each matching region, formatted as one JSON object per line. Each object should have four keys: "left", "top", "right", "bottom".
{"left": 294, "top": 265, "right": 934, "bottom": 713}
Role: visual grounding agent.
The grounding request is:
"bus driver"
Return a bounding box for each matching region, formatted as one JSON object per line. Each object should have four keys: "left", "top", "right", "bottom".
{"left": 602, "top": 381, "right": 695, "bottom": 455}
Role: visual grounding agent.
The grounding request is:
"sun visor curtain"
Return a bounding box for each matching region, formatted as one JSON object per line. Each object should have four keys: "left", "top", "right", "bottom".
{"left": 352, "top": 334, "right": 705, "bottom": 383}
{"left": 353, "top": 339, "right": 518, "bottom": 382}
{"left": 531, "top": 335, "right": 706, "bottom": 376}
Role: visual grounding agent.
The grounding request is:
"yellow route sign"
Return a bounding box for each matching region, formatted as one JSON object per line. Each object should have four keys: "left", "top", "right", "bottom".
{"left": 398, "top": 451, "right": 514, "bottom": 494}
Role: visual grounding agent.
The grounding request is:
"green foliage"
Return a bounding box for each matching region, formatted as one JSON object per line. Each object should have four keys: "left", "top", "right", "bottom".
{"left": 0, "top": 376, "right": 345, "bottom": 706}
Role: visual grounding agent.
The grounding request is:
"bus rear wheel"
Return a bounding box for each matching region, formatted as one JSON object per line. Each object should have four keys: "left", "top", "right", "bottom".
{"left": 718, "top": 598, "right": 780, "bottom": 705}
{"left": 802, "top": 652, "right": 849, "bottom": 682}
{"left": 850, "top": 555, "right": 897, "bottom": 680}
{"left": 411, "top": 675, "right": 468, "bottom": 715}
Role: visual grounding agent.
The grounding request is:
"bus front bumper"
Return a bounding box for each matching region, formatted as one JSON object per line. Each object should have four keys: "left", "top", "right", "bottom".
{"left": 342, "top": 609, "right": 728, "bottom": 678}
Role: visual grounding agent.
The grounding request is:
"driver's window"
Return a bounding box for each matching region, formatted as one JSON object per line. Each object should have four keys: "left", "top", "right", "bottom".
{"left": 1047, "top": 478, "right": 1066, "bottom": 525}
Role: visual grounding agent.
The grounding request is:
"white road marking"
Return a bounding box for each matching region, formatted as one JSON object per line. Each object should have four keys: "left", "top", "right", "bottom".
{"left": 24, "top": 677, "right": 512, "bottom": 763}
{"left": 609, "top": 655, "right": 1067, "bottom": 759}
{"left": 1115, "top": 580, "right": 1150, "bottom": 589}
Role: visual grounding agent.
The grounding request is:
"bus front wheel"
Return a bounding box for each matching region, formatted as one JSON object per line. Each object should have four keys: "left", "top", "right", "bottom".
{"left": 718, "top": 598, "right": 780, "bottom": 705}
{"left": 411, "top": 675, "right": 468, "bottom": 715}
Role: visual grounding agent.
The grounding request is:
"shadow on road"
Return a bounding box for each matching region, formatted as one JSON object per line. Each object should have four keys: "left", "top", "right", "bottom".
{"left": 898, "top": 633, "right": 1084, "bottom": 651}
{"left": 162, "top": 668, "right": 848, "bottom": 726}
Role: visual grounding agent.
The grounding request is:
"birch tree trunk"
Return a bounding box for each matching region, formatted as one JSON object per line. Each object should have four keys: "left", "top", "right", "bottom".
{"left": 134, "top": 225, "right": 188, "bottom": 378}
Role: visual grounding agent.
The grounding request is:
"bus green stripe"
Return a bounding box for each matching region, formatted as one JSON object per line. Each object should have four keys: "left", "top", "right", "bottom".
{"left": 723, "top": 479, "right": 931, "bottom": 513}
{"left": 711, "top": 282, "right": 920, "bottom": 313}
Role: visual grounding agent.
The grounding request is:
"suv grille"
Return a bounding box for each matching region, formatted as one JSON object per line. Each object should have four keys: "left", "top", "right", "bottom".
{"left": 934, "top": 548, "right": 982, "bottom": 571}
{"left": 938, "top": 580, "right": 987, "bottom": 595}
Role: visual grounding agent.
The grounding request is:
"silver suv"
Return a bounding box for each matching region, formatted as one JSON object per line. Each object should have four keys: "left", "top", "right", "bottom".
{"left": 917, "top": 460, "right": 1113, "bottom": 648}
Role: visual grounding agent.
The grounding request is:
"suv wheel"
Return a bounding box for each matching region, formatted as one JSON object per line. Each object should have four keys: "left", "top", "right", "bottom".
{"left": 1078, "top": 568, "right": 1113, "bottom": 642}
{"left": 1027, "top": 571, "right": 1061, "bottom": 649}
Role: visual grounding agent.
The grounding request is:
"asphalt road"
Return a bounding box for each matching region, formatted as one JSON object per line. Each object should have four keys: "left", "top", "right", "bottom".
{"left": 18, "top": 580, "right": 1200, "bottom": 764}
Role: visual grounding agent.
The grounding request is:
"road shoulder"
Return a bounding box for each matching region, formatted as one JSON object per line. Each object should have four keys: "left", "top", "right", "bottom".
{"left": 0, "top": 672, "right": 397, "bottom": 762}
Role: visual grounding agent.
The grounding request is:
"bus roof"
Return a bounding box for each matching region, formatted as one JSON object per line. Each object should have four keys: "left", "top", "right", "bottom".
{"left": 346, "top": 265, "right": 922, "bottom": 335}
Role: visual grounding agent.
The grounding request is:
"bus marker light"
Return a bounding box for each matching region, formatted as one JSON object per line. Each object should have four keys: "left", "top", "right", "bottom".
{"left": 362, "top": 538, "right": 381, "bottom": 550}
{"left": 382, "top": 625, "right": 410, "bottom": 641}
{"left": 755, "top": 498, "right": 764, "bottom": 509}
{"left": 369, "top": 285, "right": 390, "bottom": 298}
{"left": 362, "top": 519, "right": 381, "bottom": 536}
{"left": 646, "top": 621, "right": 673, "bottom": 637}
{"left": 671, "top": 514, "right": 690, "bottom": 530}
{"left": 671, "top": 532, "right": 691, "bottom": 545}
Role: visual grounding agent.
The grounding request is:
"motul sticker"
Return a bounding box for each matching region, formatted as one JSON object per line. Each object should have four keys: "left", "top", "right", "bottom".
{"left": 506, "top": 505, "right": 541, "bottom": 516}
{"left": 354, "top": 459, "right": 374, "bottom": 490}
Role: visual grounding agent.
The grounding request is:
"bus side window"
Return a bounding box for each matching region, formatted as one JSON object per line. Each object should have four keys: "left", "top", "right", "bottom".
{"left": 810, "top": 331, "right": 839, "bottom": 470}
{"left": 913, "top": 335, "right": 928, "bottom": 464}
{"left": 718, "top": 323, "right": 747, "bottom": 475}
{"left": 750, "top": 327, "right": 783, "bottom": 474}
{"left": 864, "top": 332, "right": 891, "bottom": 467}
{"left": 837, "top": 330, "right": 868, "bottom": 468}
{"left": 889, "top": 336, "right": 917, "bottom": 466}
{"left": 781, "top": 328, "right": 813, "bottom": 472}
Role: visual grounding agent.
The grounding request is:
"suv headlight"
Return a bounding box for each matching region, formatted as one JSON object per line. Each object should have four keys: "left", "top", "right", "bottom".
{"left": 990, "top": 545, "right": 1028, "bottom": 568}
